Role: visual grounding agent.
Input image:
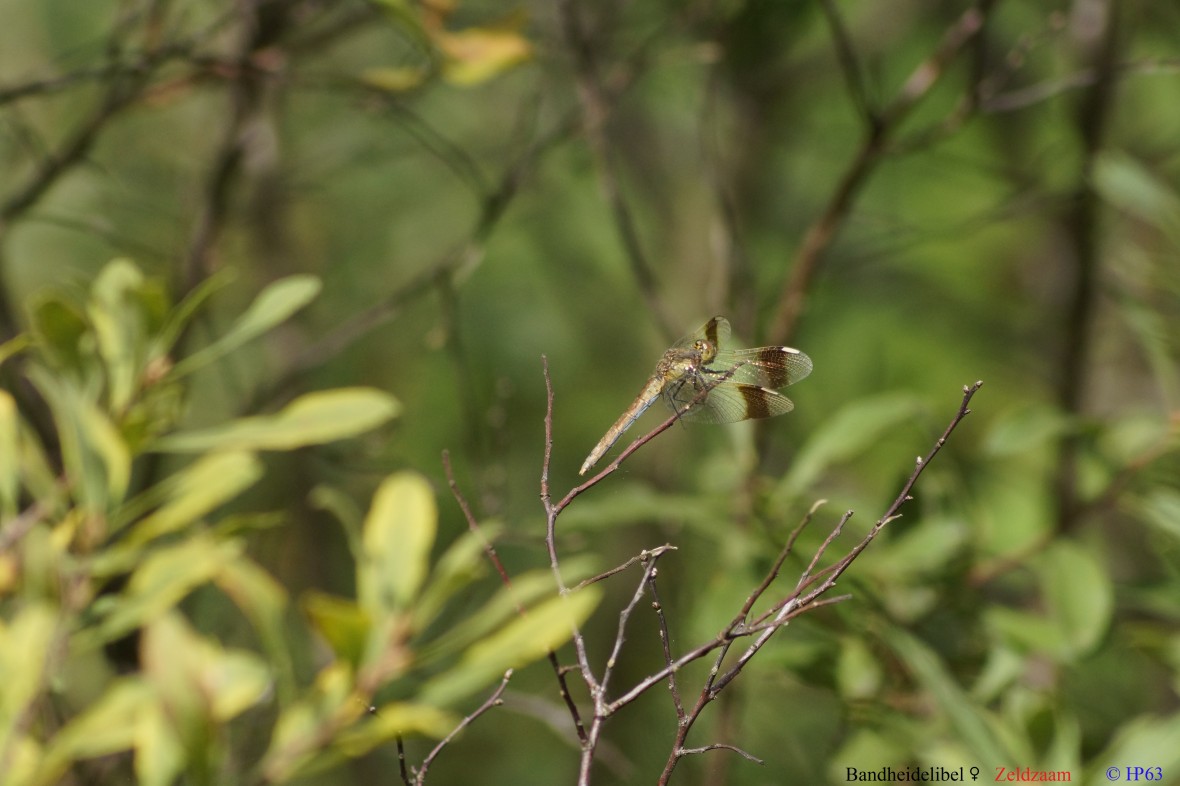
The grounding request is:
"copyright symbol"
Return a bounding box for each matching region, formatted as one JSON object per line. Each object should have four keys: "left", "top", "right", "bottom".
{"left": 1106, "top": 767, "right": 1120, "bottom": 781}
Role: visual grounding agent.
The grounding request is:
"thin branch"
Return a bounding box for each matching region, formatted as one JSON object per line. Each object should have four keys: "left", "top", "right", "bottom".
{"left": 414, "top": 670, "right": 512, "bottom": 785}
{"left": 655, "top": 381, "right": 983, "bottom": 784}
{"left": 572, "top": 545, "right": 678, "bottom": 591}
{"left": 645, "top": 561, "right": 684, "bottom": 723}
{"left": 397, "top": 737, "right": 410, "bottom": 786}
{"left": 444, "top": 448, "right": 587, "bottom": 745}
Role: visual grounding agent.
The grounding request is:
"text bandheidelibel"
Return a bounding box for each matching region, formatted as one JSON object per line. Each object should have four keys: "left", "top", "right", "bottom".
{"left": 846, "top": 766, "right": 965, "bottom": 782}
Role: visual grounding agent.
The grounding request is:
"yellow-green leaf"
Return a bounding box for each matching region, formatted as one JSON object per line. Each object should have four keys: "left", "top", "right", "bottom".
{"left": 91, "top": 535, "right": 245, "bottom": 645}
{"left": 214, "top": 557, "right": 293, "bottom": 702}
{"left": 334, "top": 702, "right": 457, "bottom": 756}
{"left": 416, "top": 559, "right": 596, "bottom": 667}
{"left": 262, "top": 662, "right": 359, "bottom": 783}
{"left": 170, "top": 275, "right": 321, "bottom": 378}
{"left": 34, "top": 679, "right": 156, "bottom": 786}
{"left": 420, "top": 587, "right": 600, "bottom": 706}
{"left": 124, "top": 450, "right": 263, "bottom": 544}
{"left": 437, "top": 26, "right": 532, "bottom": 86}
{"left": 151, "top": 388, "right": 399, "bottom": 452}
{"left": 87, "top": 258, "right": 150, "bottom": 413}
{"left": 0, "top": 390, "right": 18, "bottom": 519}
{"left": 142, "top": 613, "right": 270, "bottom": 725}
{"left": 302, "top": 591, "right": 371, "bottom": 669}
{"left": 361, "top": 66, "right": 430, "bottom": 92}
{"left": 0, "top": 603, "right": 57, "bottom": 734}
{"left": 359, "top": 471, "right": 437, "bottom": 617}
{"left": 134, "top": 700, "right": 185, "bottom": 786}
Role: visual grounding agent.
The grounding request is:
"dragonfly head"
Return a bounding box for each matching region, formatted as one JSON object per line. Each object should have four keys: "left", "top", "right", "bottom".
{"left": 693, "top": 338, "right": 718, "bottom": 365}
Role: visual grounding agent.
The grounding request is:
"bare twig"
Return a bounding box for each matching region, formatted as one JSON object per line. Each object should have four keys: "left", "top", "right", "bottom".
{"left": 645, "top": 561, "right": 684, "bottom": 722}
{"left": 396, "top": 737, "right": 410, "bottom": 786}
{"left": 414, "top": 670, "right": 512, "bottom": 785}
{"left": 655, "top": 381, "right": 983, "bottom": 783}
{"left": 573, "top": 545, "right": 678, "bottom": 591}
{"left": 444, "top": 448, "right": 587, "bottom": 744}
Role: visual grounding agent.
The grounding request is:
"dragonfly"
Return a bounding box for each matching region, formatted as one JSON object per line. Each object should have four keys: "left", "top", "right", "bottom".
{"left": 580, "top": 316, "right": 812, "bottom": 475}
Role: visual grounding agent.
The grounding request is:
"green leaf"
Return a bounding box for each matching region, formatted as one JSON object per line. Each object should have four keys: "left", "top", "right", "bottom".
{"left": 170, "top": 275, "right": 321, "bottom": 378}
{"left": 134, "top": 700, "right": 186, "bottom": 786}
{"left": 87, "top": 258, "right": 159, "bottom": 412}
{"left": 0, "top": 334, "right": 30, "bottom": 369}
{"left": 122, "top": 450, "right": 263, "bottom": 544}
{"left": 77, "top": 397, "right": 132, "bottom": 506}
{"left": 1094, "top": 151, "right": 1180, "bottom": 240}
{"left": 26, "top": 367, "right": 130, "bottom": 513}
{"left": 984, "top": 607, "right": 1066, "bottom": 655}
{"left": 27, "top": 294, "right": 90, "bottom": 374}
{"left": 333, "top": 702, "right": 457, "bottom": 756}
{"left": 151, "top": 388, "right": 400, "bottom": 452}
{"left": 308, "top": 484, "right": 365, "bottom": 562}
{"left": 151, "top": 267, "right": 235, "bottom": 361}
{"left": 1135, "top": 488, "right": 1180, "bottom": 542}
{"left": 91, "top": 535, "right": 245, "bottom": 645}
{"left": 772, "top": 392, "right": 924, "bottom": 506}
{"left": 302, "top": 591, "right": 371, "bottom": 669}
{"left": 142, "top": 612, "right": 270, "bottom": 724}
{"left": 412, "top": 521, "right": 503, "bottom": 629}
{"left": 34, "top": 679, "right": 156, "bottom": 786}
{"left": 883, "top": 627, "right": 1011, "bottom": 765}
{"left": 836, "top": 635, "right": 882, "bottom": 700}
{"left": 359, "top": 471, "right": 437, "bottom": 617}
{"left": 1038, "top": 540, "right": 1113, "bottom": 659}
{"left": 261, "top": 662, "right": 359, "bottom": 783}
{"left": 1085, "top": 713, "right": 1180, "bottom": 784}
{"left": 360, "top": 66, "right": 430, "bottom": 92}
{"left": 420, "top": 586, "right": 601, "bottom": 707}
{"left": 416, "top": 560, "right": 597, "bottom": 667}
{"left": 0, "top": 391, "right": 18, "bottom": 519}
{"left": 213, "top": 557, "right": 294, "bottom": 703}
{"left": 983, "top": 404, "right": 1072, "bottom": 457}
{"left": 0, "top": 603, "right": 57, "bottom": 743}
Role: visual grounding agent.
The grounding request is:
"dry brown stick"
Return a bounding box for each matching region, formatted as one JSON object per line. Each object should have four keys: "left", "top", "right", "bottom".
{"left": 767, "top": 2, "right": 993, "bottom": 346}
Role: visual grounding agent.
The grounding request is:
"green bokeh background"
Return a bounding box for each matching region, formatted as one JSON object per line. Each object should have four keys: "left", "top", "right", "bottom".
{"left": 2, "top": 0, "right": 1179, "bottom": 784}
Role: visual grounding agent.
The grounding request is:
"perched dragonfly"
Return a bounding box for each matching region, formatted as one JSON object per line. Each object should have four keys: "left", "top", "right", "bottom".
{"left": 580, "top": 316, "right": 812, "bottom": 475}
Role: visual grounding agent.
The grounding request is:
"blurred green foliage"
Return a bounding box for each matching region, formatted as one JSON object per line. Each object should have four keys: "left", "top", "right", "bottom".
{"left": 1, "top": 0, "right": 1179, "bottom": 784}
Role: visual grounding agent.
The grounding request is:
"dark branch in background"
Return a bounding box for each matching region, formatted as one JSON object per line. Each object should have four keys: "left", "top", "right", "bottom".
{"left": 766, "top": 1, "right": 995, "bottom": 346}
{"left": 245, "top": 101, "right": 581, "bottom": 415}
{"left": 181, "top": 2, "right": 291, "bottom": 291}
{"left": 557, "top": 0, "right": 678, "bottom": 342}
{"left": 1054, "top": 0, "right": 1120, "bottom": 534}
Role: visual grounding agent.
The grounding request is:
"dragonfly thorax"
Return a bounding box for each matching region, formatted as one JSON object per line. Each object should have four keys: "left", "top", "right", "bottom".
{"left": 656, "top": 338, "right": 717, "bottom": 379}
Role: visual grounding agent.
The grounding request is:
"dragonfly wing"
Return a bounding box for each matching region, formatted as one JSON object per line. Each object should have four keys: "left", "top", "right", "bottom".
{"left": 674, "top": 315, "right": 731, "bottom": 350}
{"left": 663, "top": 379, "right": 794, "bottom": 424}
{"left": 711, "top": 347, "right": 812, "bottom": 388}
